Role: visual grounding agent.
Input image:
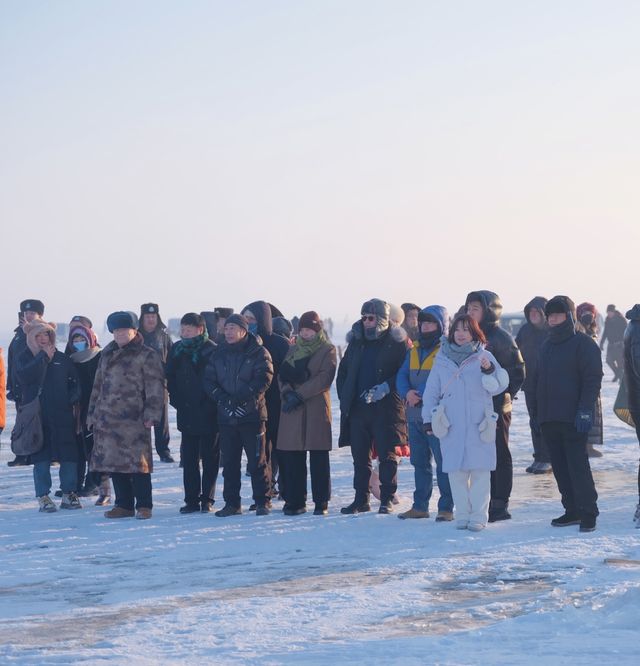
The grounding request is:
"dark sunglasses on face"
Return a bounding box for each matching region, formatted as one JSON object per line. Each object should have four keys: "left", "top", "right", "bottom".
{"left": 361, "top": 315, "right": 376, "bottom": 322}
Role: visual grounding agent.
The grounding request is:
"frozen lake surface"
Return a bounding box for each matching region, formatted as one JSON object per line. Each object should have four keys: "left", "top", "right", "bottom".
{"left": 1, "top": 365, "right": 639, "bottom": 664}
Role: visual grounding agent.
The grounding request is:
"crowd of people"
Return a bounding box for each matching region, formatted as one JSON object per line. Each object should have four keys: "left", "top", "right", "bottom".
{"left": 1, "top": 293, "right": 639, "bottom": 533}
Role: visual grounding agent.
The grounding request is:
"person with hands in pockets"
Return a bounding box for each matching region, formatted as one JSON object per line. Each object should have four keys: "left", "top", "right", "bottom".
{"left": 421, "top": 314, "right": 509, "bottom": 532}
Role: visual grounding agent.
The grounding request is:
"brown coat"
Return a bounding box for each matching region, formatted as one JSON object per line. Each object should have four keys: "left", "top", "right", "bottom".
{"left": 276, "top": 342, "right": 337, "bottom": 452}
{"left": 87, "top": 333, "right": 164, "bottom": 474}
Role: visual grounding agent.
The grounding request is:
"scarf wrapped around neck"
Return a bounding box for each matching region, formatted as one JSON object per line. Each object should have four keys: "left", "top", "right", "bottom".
{"left": 174, "top": 332, "right": 209, "bottom": 364}
{"left": 440, "top": 336, "right": 483, "bottom": 366}
{"left": 286, "top": 329, "right": 327, "bottom": 366}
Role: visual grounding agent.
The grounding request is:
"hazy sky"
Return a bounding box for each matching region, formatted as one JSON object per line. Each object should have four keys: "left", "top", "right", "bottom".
{"left": 1, "top": 0, "right": 639, "bottom": 341}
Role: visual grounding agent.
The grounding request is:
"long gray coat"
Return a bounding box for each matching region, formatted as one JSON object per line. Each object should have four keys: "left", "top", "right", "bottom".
{"left": 87, "top": 333, "right": 165, "bottom": 474}
{"left": 421, "top": 348, "right": 508, "bottom": 473}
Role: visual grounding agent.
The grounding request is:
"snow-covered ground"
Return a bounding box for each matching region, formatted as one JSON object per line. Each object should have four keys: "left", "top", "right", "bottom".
{"left": 1, "top": 365, "right": 639, "bottom": 665}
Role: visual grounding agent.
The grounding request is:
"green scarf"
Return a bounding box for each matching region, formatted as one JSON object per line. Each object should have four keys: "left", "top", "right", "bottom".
{"left": 286, "top": 329, "right": 327, "bottom": 366}
{"left": 175, "top": 332, "right": 209, "bottom": 364}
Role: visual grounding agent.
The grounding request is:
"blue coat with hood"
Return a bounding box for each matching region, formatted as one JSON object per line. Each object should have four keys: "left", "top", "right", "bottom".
{"left": 396, "top": 305, "right": 449, "bottom": 423}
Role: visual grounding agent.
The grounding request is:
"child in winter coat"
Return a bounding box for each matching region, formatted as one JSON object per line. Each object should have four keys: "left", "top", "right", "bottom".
{"left": 422, "top": 314, "right": 508, "bottom": 531}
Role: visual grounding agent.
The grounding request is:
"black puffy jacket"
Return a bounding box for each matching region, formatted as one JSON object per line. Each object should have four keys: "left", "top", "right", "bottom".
{"left": 202, "top": 333, "right": 273, "bottom": 426}
{"left": 624, "top": 305, "right": 640, "bottom": 415}
{"left": 465, "top": 290, "right": 525, "bottom": 413}
{"left": 515, "top": 297, "right": 549, "bottom": 395}
{"left": 529, "top": 317, "right": 603, "bottom": 425}
{"left": 167, "top": 339, "right": 218, "bottom": 435}
{"left": 336, "top": 321, "right": 407, "bottom": 447}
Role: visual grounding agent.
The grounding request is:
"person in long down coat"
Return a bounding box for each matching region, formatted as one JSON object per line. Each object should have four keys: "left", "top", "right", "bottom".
{"left": 166, "top": 313, "right": 219, "bottom": 514}
{"left": 0, "top": 348, "right": 5, "bottom": 439}
{"left": 422, "top": 314, "right": 509, "bottom": 531}
{"left": 337, "top": 298, "right": 408, "bottom": 515}
{"left": 277, "top": 311, "right": 337, "bottom": 516}
{"left": 623, "top": 304, "right": 640, "bottom": 528}
{"left": 17, "top": 321, "right": 82, "bottom": 512}
{"left": 88, "top": 311, "right": 165, "bottom": 520}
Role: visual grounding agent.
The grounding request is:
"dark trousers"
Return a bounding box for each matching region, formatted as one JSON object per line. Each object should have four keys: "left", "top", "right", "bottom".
{"left": 606, "top": 343, "right": 624, "bottom": 380}
{"left": 219, "top": 423, "right": 271, "bottom": 507}
{"left": 525, "top": 392, "right": 550, "bottom": 463}
{"left": 279, "top": 450, "right": 331, "bottom": 509}
{"left": 542, "top": 421, "right": 599, "bottom": 517}
{"left": 182, "top": 432, "right": 220, "bottom": 506}
{"left": 153, "top": 395, "right": 171, "bottom": 455}
{"left": 490, "top": 410, "right": 513, "bottom": 508}
{"left": 349, "top": 402, "right": 398, "bottom": 503}
{"left": 111, "top": 472, "right": 153, "bottom": 510}
{"left": 266, "top": 418, "right": 281, "bottom": 497}
{"left": 630, "top": 409, "right": 640, "bottom": 502}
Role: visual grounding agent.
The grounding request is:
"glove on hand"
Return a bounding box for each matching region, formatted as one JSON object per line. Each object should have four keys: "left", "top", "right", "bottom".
{"left": 282, "top": 391, "right": 304, "bottom": 413}
{"left": 364, "top": 382, "right": 390, "bottom": 404}
{"left": 574, "top": 410, "right": 592, "bottom": 433}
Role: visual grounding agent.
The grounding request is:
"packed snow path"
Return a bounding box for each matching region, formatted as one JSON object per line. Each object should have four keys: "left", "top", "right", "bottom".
{"left": 1, "top": 370, "right": 638, "bottom": 664}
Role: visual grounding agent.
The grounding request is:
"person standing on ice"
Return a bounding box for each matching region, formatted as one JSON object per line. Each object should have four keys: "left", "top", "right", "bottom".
{"left": 396, "top": 305, "right": 454, "bottom": 521}
{"left": 337, "top": 299, "right": 408, "bottom": 514}
{"left": 465, "top": 291, "right": 525, "bottom": 522}
{"left": 515, "top": 297, "right": 552, "bottom": 474}
{"left": 600, "top": 304, "right": 626, "bottom": 382}
{"left": 401, "top": 303, "right": 421, "bottom": 343}
{"left": 138, "top": 303, "right": 174, "bottom": 463}
{"left": 88, "top": 311, "right": 165, "bottom": 520}
{"left": 166, "top": 313, "right": 219, "bottom": 514}
{"left": 16, "top": 320, "right": 82, "bottom": 512}
{"left": 529, "top": 296, "right": 602, "bottom": 533}
{"left": 6, "top": 299, "right": 45, "bottom": 467}
{"left": 203, "top": 314, "right": 274, "bottom": 517}
{"left": 277, "top": 311, "right": 337, "bottom": 516}
{"left": 623, "top": 305, "right": 640, "bottom": 528}
{"left": 241, "top": 301, "right": 290, "bottom": 503}
{"left": 577, "top": 302, "right": 605, "bottom": 459}
{"left": 421, "top": 314, "right": 509, "bottom": 531}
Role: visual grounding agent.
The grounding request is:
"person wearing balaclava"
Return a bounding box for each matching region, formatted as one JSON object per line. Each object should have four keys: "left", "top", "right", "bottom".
{"left": 529, "top": 295, "right": 602, "bottom": 533}
{"left": 336, "top": 299, "right": 408, "bottom": 514}
{"left": 515, "top": 297, "right": 551, "bottom": 474}
{"left": 139, "top": 303, "right": 174, "bottom": 463}
{"left": 396, "top": 305, "right": 454, "bottom": 521}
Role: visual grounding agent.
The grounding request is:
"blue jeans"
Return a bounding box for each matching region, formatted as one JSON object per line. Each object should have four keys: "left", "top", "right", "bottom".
{"left": 33, "top": 461, "right": 78, "bottom": 498}
{"left": 408, "top": 421, "right": 453, "bottom": 513}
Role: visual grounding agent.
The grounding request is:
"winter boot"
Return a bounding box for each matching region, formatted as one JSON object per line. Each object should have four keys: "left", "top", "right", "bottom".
{"left": 313, "top": 502, "right": 328, "bottom": 516}
{"left": 340, "top": 498, "right": 371, "bottom": 514}
{"left": 136, "top": 508, "right": 152, "bottom": 520}
{"left": 587, "top": 444, "right": 603, "bottom": 458}
{"left": 38, "top": 495, "right": 57, "bottom": 513}
{"left": 467, "top": 522, "right": 486, "bottom": 532}
{"left": 525, "top": 461, "right": 536, "bottom": 474}
{"left": 201, "top": 500, "right": 214, "bottom": 513}
{"left": 398, "top": 508, "right": 429, "bottom": 520}
{"left": 532, "top": 462, "right": 553, "bottom": 474}
{"left": 60, "top": 492, "right": 82, "bottom": 510}
{"left": 378, "top": 499, "right": 394, "bottom": 514}
{"left": 435, "top": 510, "right": 454, "bottom": 522}
{"left": 215, "top": 504, "right": 242, "bottom": 517}
{"left": 488, "top": 501, "right": 511, "bottom": 523}
{"left": 579, "top": 514, "right": 597, "bottom": 532}
{"left": 283, "top": 505, "right": 306, "bottom": 516}
{"left": 104, "top": 507, "right": 135, "bottom": 519}
{"left": 179, "top": 504, "right": 200, "bottom": 514}
{"left": 255, "top": 504, "right": 271, "bottom": 516}
{"left": 95, "top": 494, "right": 111, "bottom": 506}
{"left": 551, "top": 512, "right": 581, "bottom": 527}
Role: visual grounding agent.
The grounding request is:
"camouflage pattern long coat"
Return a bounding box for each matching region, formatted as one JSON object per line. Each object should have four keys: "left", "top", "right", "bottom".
{"left": 88, "top": 333, "right": 164, "bottom": 474}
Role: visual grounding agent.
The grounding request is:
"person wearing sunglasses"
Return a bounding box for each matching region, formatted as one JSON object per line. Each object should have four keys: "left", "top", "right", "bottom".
{"left": 336, "top": 299, "right": 408, "bottom": 514}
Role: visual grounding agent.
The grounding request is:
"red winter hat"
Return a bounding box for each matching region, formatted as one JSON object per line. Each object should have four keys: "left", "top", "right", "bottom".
{"left": 576, "top": 302, "right": 597, "bottom": 320}
{"left": 299, "top": 311, "right": 322, "bottom": 333}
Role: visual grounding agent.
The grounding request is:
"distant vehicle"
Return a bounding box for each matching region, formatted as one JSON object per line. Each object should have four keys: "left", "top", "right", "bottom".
{"left": 501, "top": 312, "right": 526, "bottom": 337}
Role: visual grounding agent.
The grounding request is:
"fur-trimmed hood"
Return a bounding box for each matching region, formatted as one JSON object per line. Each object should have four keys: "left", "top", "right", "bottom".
{"left": 24, "top": 320, "right": 56, "bottom": 356}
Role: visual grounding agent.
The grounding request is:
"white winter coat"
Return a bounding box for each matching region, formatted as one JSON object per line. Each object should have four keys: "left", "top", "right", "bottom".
{"left": 421, "top": 348, "right": 509, "bottom": 473}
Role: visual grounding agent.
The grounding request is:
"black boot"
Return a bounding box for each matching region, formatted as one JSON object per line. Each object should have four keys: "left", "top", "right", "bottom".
{"left": 215, "top": 504, "right": 242, "bottom": 517}
{"left": 579, "top": 514, "right": 597, "bottom": 532}
{"left": 340, "top": 498, "right": 371, "bottom": 514}
{"left": 551, "top": 512, "right": 581, "bottom": 527}
{"left": 313, "top": 502, "right": 328, "bottom": 516}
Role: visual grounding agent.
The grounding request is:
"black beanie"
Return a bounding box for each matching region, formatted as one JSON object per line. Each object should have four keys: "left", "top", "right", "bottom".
{"left": 20, "top": 299, "right": 45, "bottom": 316}
{"left": 180, "top": 312, "right": 205, "bottom": 328}
{"left": 545, "top": 296, "right": 575, "bottom": 317}
{"left": 225, "top": 314, "right": 249, "bottom": 332}
{"left": 299, "top": 311, "right": 322, "bottom": 333}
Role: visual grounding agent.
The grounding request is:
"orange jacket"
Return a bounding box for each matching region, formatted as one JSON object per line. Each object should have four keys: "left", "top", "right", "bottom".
{"left": 0, "top": 348, "right": 6, "bottom": 430}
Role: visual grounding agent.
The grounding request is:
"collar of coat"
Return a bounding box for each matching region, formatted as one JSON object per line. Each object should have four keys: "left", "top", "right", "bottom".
{"left": 346, "top": 322, "right": 407, "bottom": 345}
{"left": 103, "top": 332, "right": 145, "bottom": 357}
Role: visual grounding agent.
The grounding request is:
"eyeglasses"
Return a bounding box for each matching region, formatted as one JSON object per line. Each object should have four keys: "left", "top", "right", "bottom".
{"left": 361, "top": 315, "right": 376, "bottom": 322}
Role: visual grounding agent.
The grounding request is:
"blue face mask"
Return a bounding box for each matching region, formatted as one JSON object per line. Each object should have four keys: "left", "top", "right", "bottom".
{"left": 73, "top": 341, "right": 88, "bottom": 352}
{"left": 248, "top": 323, "right": 258, "bottom": 335}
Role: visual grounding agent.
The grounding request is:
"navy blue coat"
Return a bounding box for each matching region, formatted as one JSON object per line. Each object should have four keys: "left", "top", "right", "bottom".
{"left": 529, "top": 319, "right": 603, "bottom": 425}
